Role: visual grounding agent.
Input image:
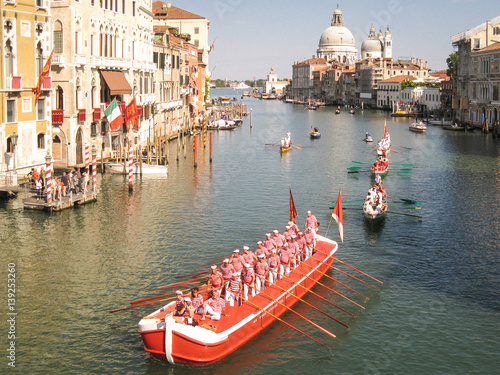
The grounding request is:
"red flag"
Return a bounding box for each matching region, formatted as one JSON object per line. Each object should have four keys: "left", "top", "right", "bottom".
{"left": 32, "top": 49, "right": 53, "bottom": 104}
{"left": 332, "top": 190, "right": 343, "bottom": 243}
{"left": 289, "top": 187, "right": 298, "bottom": 223}
{"left": 383, "top": 120, "right": 388, "bottom": 138}
{"left": 124, "top": 98, "right": 139, "bottom": 131}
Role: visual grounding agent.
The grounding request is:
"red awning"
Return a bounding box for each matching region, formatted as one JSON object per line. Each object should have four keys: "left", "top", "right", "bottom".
{"left": 100, "top": 70, "right": 132, "bottom": 95}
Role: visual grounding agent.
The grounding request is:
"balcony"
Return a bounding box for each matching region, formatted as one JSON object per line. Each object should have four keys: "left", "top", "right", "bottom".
{"left": 93, "top": 108, "right": 101, "bottom": 121}
{"left": 75, "top": 54, "right": 86, "bottom": 65}
{"left": 53, "top": 54, "right": 65, "bottom": 65}
{"left": 52, "top": 109, "right": 64, "bottom": 124}
{"left": 5, "top": 76, "right": 22, "bottom": 90}
{"left": 78, "top": 109, "right": 86, "bottom": 123}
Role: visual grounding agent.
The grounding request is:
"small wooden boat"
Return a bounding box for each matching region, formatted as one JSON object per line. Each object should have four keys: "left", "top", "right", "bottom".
{"left": 391, "top": 109, "right": 416, "bottom": 117}
{"left": 442, "top": 124, "right": 465, "bottom": 131}
{"left": 363, "top": 186, "right": 387, "bottom": 222}
{"left": 409, "top": 121, "right": 427, "bottom": 133}
{"left": 105, "top": 162, "right": 168, "bottom": 175}
{"left": 307, "top": 104, "right": 318, "bottom": 110}
{"left": 349, "top": 109, "right": 355, "bottom": 114}
{"left": 335, "top": 109, "right": 340, "bottom": 114}
{"left": 363, "top": 133, "right": 373, "bottom": 142}
{"left": 207, "top": 125, "right": 236, "bottom": 130}
{"left": 280, "top": 144, "right": 292, "bottom": 154}
{"left": 310, "top": 131, "right": 321, "bottom": 139}
{"left": 137, "top": 235, "right": 339, "bottom": 365}
{"left": 428, "top": 119, "right": 452, "bottom": 126}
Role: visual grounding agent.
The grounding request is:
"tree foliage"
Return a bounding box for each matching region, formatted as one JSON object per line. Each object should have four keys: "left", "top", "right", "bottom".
{"left": 446, "top": 53, "right": 458, "bottom": 77}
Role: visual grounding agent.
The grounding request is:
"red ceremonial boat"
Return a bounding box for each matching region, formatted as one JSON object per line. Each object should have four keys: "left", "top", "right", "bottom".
{"left": 138, "top": 235, "right": 338, "bottom": 365}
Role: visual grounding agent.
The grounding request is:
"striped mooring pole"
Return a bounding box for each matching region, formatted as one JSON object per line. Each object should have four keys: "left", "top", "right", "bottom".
{"left": 92, "top": 144, "right": 97, "bottom": 193}
{"left": 85, "top": 143, "right": 90, "bottom": 174}
{"left": 45, "top": 152, "right": 52, "bottom": 205}
{"left": 203, "top": 115, "right": 207, "bottom": 148}
{"left": 128, "top": 146, "right": 133, "bottom": 193}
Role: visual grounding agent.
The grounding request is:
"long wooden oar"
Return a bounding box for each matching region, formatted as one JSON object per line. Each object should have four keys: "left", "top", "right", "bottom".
{"left": 388, "top": 197, "right": 421, "bottom": 204}
{"left": 130, "top": 285, "right": 202, "bottom": 305}
{"left": 391, "top": 144, "right": 411, "bottom": 150}
{"left": 175, "top": 269, "right": 211, "bottom": 279}
{"left": 240, "top": 295, "right": 331, "bottom": 349}
{"left": 110, "top": 295, "right": 177, "bottom": 313}
{"left": 293, "top": 142, "right": 305, "bottom": 148}
{"left": 269, "top": 275, "right": 350, "bottom": 326}
{"left": 333, "top": 258, "right": 383, "bottom": 284}
{"left": 146, "top": 276, "right": 207, "bottom": 292}
{"left": 290, "top": 266, "right": 365, "bottom": 309}
{"left": 331, "top": 267, "right": 380, "bottom": 290}
{"left": 254, "top": 289, "right": 337, "bottom": 338}
{"left": 278, "top": 271, "right": 356, "bottom": 317}
{"left": 301, "top": 260, "right": 369, "bottom": 299}
{"left": 347, "top": 170, "right": 372, "bottom": 174}
{"left": 390, "top": 206, "right": 421, "bottom": 210}
{"left": 351, "top": 161, "right": 368, "bottom": 164}
{"left": 387, "top": 210, "right": 422, "bottom": 218}
{"left": 194, "top": 257, "right": 226, "bottom": 270}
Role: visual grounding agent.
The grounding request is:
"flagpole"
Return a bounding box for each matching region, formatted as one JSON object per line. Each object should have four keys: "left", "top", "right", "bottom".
{"left": 325, "top": 213, "right": 334, "bottom": 238}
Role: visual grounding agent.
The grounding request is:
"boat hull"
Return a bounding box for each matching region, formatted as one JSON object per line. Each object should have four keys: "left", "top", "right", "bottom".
{"left": 310, "top": 132, "right": 321, "bottom": 139}
{"left": 280, "top": 145, "right": 292, "bottom": 154}
{"left": 138, "top": 236, "right": 338, "bottom": 365}
{"left": 409, "top": 125, "right": 426, "bottom": 133}
{"left": 105, "top": 162, "right": 168, "bottom": 174}
{"left": 363, "top": 210, "right": 387, "bottom": 221}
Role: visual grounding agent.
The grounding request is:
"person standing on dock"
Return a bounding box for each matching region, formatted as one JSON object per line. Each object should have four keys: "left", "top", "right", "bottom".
{"left": 61, "top": 172, "right": 69, "bottom": 195}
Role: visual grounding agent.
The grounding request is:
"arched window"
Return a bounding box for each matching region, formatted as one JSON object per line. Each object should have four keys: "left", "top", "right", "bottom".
{"left": 53, "top": 20, "right": 63, "bottom": 54}
{"left": 4, "top": 39, "right": 14, "bottom": 77}
{"left": 36, "top": 42, "right": 44, "bottom": 76}
{"left": 56, "top": 86, "right": 64, "bottom": 109}
{"left": 6, "top": 137, "right": 13, "bottom": 153}
{"left": 37, "top": 133, "right": 45, "bottom": 149}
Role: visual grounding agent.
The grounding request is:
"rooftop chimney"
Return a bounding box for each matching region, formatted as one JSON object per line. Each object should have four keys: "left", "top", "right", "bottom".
{"left": 167, "top": 2, "right": 172, "bottom": 8}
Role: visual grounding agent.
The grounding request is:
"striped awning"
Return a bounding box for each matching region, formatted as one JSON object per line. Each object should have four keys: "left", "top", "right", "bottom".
{"left": 100, "top": 70, "right": 132, "bottom": 96}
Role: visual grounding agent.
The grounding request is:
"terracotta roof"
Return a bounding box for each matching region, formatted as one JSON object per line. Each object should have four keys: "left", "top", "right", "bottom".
{"left": 295, "top": 58, "right": 327, "bottom": 66}
{"left": 153, "top": 25, "right": 176, "bottom": 33}
{"left": 379, "top": 75, "right": 416, "bottom": 83}
{"left": 153, "top": 1, "right": 205, "bottom": 20}
{"left": 473, "top": 42, "right": 500, "bottom": 53}
{"left": 429, "top": 71, "right": 448, "bottom": 78}
{"left": 343, "top": 68, "right": 355, "bottom": 74}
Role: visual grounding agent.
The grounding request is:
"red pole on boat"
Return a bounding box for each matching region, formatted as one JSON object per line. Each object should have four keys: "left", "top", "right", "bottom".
{"left": 262, "top": 282, "right": 349, "bottom": 327}
{"left": 128, "top": 146, "right": 133, "bottom": 193}
{"left": 209, "top": 132, "right": 213, "bottom": 163}
{"left": 255, "top": 289, "right": 337, "bottom": 338}
{"left": 301, "top": 261, "right": 369, "bottom": 299}
{"left": 277, "top": 271, "right": 356, "bottom": 317}
{"left": 239, "top": 295, "right": 331, "bottom": 349}
{"left": 334, "top": 258, "right": 383, "bottom": 284}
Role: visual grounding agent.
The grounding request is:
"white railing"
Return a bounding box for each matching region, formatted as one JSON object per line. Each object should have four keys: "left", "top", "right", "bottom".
{"left": 53, "top": 54, "right": 65, "bottom": 64}
{"left": 75, "top": 54, "right": 86, "bottom": 65}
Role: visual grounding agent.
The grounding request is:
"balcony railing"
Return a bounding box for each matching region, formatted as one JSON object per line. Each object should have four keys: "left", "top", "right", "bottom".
{"left": 5, "top": 76, "right": 22, "bottom": 90}
{"left": 75, "top": 55, "right": 86, "bottom": 65}
{"left": 52, "top": 109, "right": 64, "bottom": 124}
{"left": 53, "top": 54, "right": 65, "bottom": 65}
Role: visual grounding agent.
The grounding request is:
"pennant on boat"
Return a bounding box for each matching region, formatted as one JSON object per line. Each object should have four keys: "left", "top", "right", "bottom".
{"left": 383, "top": 120, "right": 388, "bottom": 138}
{"left": 105, "top": 98, "right": 124, "bottom": 131}
{"left": 332, "top": 190, "right": 343, "bottom": 243}
{"left": 289, "top": 187, "right": 298, "bottom": 223}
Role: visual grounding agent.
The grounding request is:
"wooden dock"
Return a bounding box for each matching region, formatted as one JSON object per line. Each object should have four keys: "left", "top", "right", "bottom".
{"left": 23, "top": 190, "right": 98, "bottom": 212}
{"left": 0, "top": 185, "right": 23, "bottom": 198}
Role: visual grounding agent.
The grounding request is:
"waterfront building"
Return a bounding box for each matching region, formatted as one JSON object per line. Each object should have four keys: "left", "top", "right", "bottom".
{"left": 316, "top": 6, "right": 357, "bottom": 64}
{"left": 451, "top": 15, "right": 500, "bottom": 124}
{"left": 469, "top": 42, "right": 500, "bottom": 126}
{"left": 1, "top": 0, "right": 52, "bottom": 183}
{"left": 418, "top": 86, "right": 442, "bottom": 112}
{"left": 50, "top": 0, "right": 156, "bottom": 167}
{"left": 355, "top": 57, "right": 431, "bottom": 108}
{"left": 291, "top": 58, "right": 327, "bottom": 101}
{"left": 264, "top": 67, "right": 289, "bottom": 97}
{"left": 152, "top": 26, "right": 184, "bottom": 141}
{"left": 321, "top": 63, "right": 354, "bottom": 104}
{"left": 376, "top": 75, "right": 416, "bottom": 110}
{"left": 361, "top": 25, "right": 392, "bottom": 60}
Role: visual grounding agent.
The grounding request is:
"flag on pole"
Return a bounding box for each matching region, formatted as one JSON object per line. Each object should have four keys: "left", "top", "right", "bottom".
{"left": 289, "top": 187, "right": 298, "bottom": 223}
{"left": 383, "top": 120, "right": 388, "bottom": 138}
{"left": 209, "top": 38, "right": 217, "bottom": 53}
{"left": 332, "top": 190, "right": 343, "bottom": 243}
{"left": 105, "top": 98, "right": 124, "bottom": 131}
{"left": 124, "top": 98, "right": 139, "bottom": 131}
{"left": 32, "top": 49, "right": 54, "bottom": 104}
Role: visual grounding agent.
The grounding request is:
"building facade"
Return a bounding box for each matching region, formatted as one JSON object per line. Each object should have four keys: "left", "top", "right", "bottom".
{"left": 1, "top": 0, "right": 52, "bottom": 183}
{"left": 264, "top": 67, "right": 289, "bottom": 97}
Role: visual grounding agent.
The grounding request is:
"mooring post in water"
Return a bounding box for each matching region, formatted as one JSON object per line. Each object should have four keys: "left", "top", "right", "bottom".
{"left": 203, "top": 115, "right": 207, "bottom": 148}
{"left": 210, "top": 132, "right": 213, "bottom": 163}
{"left": 177, "top": 136, "right": 180, "bottom": 162}
{"left": 194, "top": 135, "right": 198, "bottom": 168}
{"left": 100, "top": 142, "right": 104, "bottom": 174}
{"left": 45, "top": 152, "right": 52, "bottom": 205}
{"left": 92, "top": 144, "right": 97, "bottom": 193}
{"left": 128, "top": 146, "right": 133, "bottom": 193}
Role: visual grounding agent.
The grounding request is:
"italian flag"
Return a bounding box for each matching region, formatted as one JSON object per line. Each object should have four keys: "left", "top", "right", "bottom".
{"left": 105, "top": 98, "right": 124, "bottom": 130}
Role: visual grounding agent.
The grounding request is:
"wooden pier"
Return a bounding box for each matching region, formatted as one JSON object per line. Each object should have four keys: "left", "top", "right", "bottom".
{"left": 23, "top": 190, "right": 98, "bottom": 212}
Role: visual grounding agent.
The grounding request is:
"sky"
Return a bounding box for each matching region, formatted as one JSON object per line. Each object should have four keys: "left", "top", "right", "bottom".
{"left": 174, "top": 0, "right": 499, "bottom": 81}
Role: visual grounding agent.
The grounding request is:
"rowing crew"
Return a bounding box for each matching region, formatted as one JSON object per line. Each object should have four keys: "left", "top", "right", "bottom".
{"left": 281, "top": 130, "right": 292, "bottom": 148}
{"left": 173, "top": 211, "right": 320, "bottom": 321}
{"left": 363, "top": 182, "right": 387, "bottom": 215}
{"left": 371, "top": 157, "right": 388, "bottom": 172}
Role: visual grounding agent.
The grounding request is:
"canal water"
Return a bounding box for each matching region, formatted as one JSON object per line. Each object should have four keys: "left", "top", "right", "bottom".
{"left": 1, "top": 89, "right": 499, "bottom": 374}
